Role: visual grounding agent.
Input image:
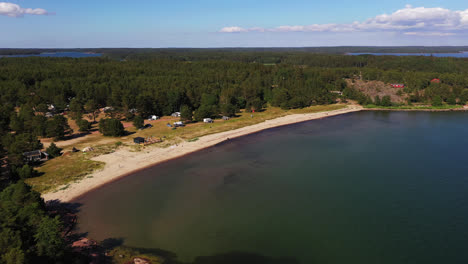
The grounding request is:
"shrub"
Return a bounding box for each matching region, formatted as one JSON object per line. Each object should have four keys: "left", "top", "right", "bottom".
{"left": 432, "top": 95, "right": 443, "bottom": 107}
{"left": 447, "top": 94, "right": 457, "bottom": 105}
{"left": 133, "top": 116, "right": 144, "bottom": 129}
{"left": 46, "top": 143, "right": 62, "bottom": 158}
{"left": 99, "top": 118, "right": 125, "bottom": 137}
{"left": 194, "top": 105, "right": 215, "bottom": 122}
{"left": 381, "top": 96, "right": 392, "bottom": 106}
{"left": 16, "top": 164, "right": 35, "bottom": 179}
{"left": 246, "top": 98, "right": 264, "bottom": 112}
{"left": 77, "top": 119, "right": 92, "bottom": 132}
{"left": 374, "top": 95, "right": 381, "bottom": 106}
{"left": 180, "top": 105, "right": 193, "bottom": 122}
{"left": 46, "top": 115, "right": 71, "bottom": 140}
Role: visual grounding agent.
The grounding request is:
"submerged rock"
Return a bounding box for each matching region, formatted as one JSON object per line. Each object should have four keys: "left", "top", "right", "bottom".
{"left": 134, "top": 257, "right": 150, "bottom": 264}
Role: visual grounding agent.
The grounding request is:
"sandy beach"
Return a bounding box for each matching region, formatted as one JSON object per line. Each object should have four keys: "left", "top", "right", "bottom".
{"left": 42, "top": 105, "right": 362, "bottom": 202}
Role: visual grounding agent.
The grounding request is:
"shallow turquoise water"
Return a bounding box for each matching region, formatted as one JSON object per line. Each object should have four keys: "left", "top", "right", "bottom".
{"left": 76, "top": 111, "right": 468, "bottom": 263}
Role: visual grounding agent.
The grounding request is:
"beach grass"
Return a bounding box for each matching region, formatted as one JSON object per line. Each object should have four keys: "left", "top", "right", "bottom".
{"left": 29, "top": 104, "right": 346, "bottom": 194}
{"left": 26, "top": 153, "right": 105, "bottom": 193}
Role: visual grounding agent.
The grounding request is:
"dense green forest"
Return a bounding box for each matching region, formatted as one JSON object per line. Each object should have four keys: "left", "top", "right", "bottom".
{"left": 0, "top": 181, "right": 90, "bottom": 264}
{"left": 1, "top": 50, "right": 468, "bottom": 262}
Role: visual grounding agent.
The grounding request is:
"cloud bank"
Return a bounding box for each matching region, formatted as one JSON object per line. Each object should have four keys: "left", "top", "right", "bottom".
{"left": 220, "top": 5, "right": 468, "bottom": 36}
{"left": 0, "top": 2, "right": 51, "bottom": 17}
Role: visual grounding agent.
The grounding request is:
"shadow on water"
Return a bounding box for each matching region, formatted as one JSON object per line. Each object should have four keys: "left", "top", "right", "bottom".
{"left": 46, "top": 199, "right": 83, "bottom": 213}
{"left": 46, "top": 200, "right": 85, "bottom": 238}
{"left": 47, "top": 195, "right": 303, "bottom": 264}
{"left": 99, "top": 237, "right": 301, "bottom": 264}
{"left": 192, "top": 252, "right": 301, "bottom": 264}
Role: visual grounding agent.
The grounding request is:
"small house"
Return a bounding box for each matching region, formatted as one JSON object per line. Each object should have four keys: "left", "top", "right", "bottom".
{"left": 23, "top": 150, "right": 49, "bottom": 162}
{"left": 148, "top": 115, "right": 159, "bottom": 120}
{"left": 390, "top": 84, "right": 405, "bottom": 88}
{"left": 134, "top": 137, "right": 145, "bottom": 144}
{"left": 171, "top": 112, "right": 181, "bottom": 117}
{"left": 222, "top": 116, "right": 230, "bottom": 120}
{"left": 203, "top": 118, "right": 214, "bottom": 123}
{"left": 174, "top": 121, "right": 184, "bottom": 127}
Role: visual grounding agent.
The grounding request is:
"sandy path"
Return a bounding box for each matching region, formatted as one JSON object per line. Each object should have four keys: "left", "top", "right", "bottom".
{"left": 43, "top": 105, "right": 362, "bottom": 202}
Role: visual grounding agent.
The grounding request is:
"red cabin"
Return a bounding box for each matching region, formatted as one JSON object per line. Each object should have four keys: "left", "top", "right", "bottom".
{"left": 390, "top": 84, "right": 405, "bottom": 88}
{"left": 431, "top": 78, "right": 440, "bottom": 83}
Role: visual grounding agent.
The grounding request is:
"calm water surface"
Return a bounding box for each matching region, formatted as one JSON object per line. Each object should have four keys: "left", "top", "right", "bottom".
{"left": 0, "top": 52, "right": 102, "bottom": 58}
{"left": 349, "top": 52, "right": 468, "bottom": 58}
{"left": 76, "top": 111, "right": 468, "bottom": 263}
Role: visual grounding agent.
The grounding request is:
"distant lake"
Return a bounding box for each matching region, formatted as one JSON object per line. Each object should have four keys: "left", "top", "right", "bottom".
{"left": 0, "top": 52, "right": 102, "bottom": 58}
{"left": 76, "top": 111, "right": 468, "bottom": 264}
{"left": 349, "top": 52, "right": 468, "bottom": 58}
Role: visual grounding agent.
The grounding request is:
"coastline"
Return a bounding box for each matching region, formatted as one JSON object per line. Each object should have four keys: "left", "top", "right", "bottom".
{"left": 363, "top": 106, "right": 468, "bottom": 112}
{"left": 42, "top": 105, "right": 363, "bottom": 202}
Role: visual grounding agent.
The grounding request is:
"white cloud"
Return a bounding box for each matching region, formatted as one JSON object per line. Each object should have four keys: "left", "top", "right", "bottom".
{"left": 0, "top": 2, "right": 51, "bottom": 17}
{"left": 219, "top": 27, "right": 248, "bottom": 33}
{"left": 404, "top": 32, "right": 456, "bottom": 37}
{"left": 220, "top": 5, "right": 468, "bottom": 36}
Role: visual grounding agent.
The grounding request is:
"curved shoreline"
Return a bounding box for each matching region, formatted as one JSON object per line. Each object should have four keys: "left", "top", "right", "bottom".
{"left": 363, "top": 107, "right": 468, "bottom": 112}
{"left": 42, "top": 105, "right": 363, "bottom": 203}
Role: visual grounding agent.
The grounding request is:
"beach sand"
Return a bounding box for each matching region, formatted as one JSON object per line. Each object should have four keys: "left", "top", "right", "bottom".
{"left": 43, "top": 105, "right": 362, "bottom": 202}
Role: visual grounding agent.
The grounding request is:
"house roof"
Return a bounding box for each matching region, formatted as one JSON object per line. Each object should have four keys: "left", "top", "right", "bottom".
{"left": 23, "top": 150, "right": 42, "bottom": 156}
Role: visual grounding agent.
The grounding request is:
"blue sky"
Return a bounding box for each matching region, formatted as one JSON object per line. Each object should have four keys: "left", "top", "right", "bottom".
{"left": 1, "top": 0, "right": 467, "bottom": 47}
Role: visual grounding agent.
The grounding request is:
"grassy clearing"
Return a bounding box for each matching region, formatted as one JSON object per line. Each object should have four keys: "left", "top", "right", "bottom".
{"left": 26, "top": 144, "right": 121, "bottom": 193}
{"left": 29, "top": 104, "right": 346, "bottom": 194}
{"left": 364, "top": 104, "right": 463, "bottom": 110}
{"left": 26, "top": 153, "right": 105, "bottom": 193}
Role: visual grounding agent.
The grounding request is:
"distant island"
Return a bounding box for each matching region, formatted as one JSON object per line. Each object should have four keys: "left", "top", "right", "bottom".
{"left": 2, "top": 46, "right": 468, "bottom": 58}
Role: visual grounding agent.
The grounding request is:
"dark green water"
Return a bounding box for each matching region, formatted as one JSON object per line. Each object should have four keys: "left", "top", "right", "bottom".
{"left": 76, "top": 111, "right": 468, "bottom": 263}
